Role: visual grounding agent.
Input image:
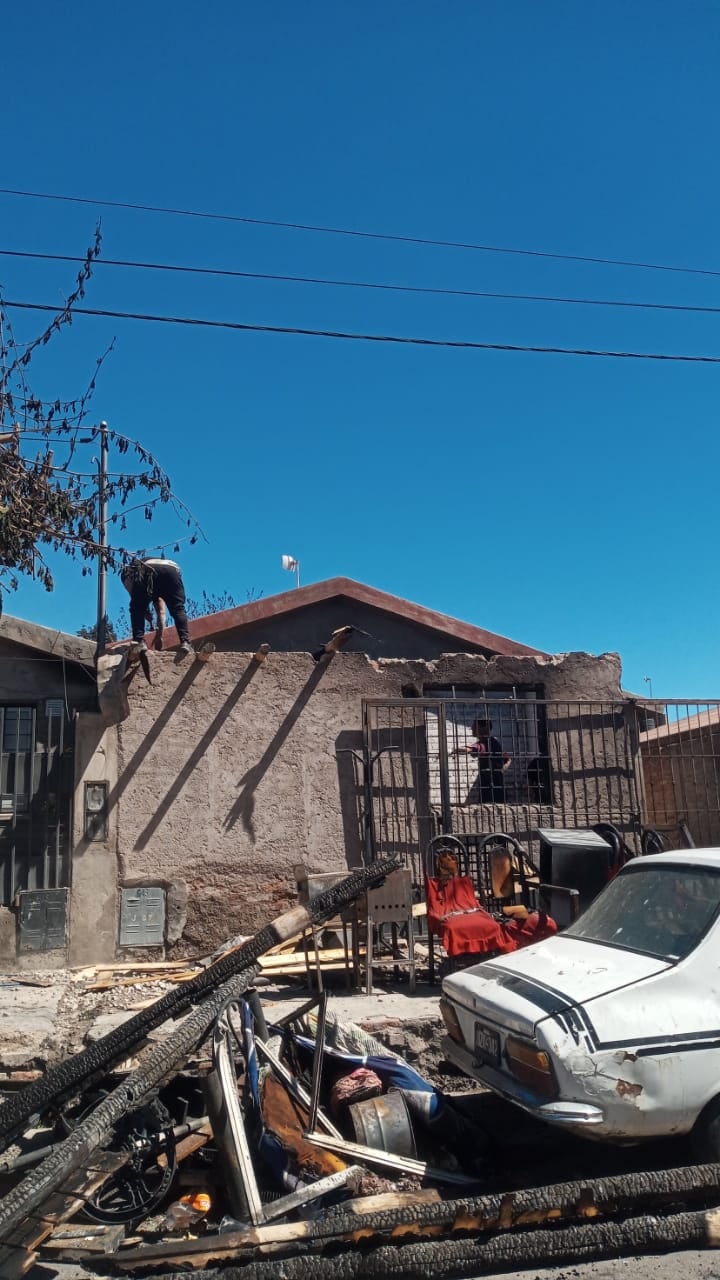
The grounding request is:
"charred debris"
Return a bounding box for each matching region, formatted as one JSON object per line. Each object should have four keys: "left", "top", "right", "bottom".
{"left": 1, "top": 860, "right": 720, "bottom": 1279}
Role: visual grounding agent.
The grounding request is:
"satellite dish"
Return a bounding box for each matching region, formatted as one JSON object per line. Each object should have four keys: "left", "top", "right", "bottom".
{"left": 281, "top": 554, "right": 300, "bottom": 587}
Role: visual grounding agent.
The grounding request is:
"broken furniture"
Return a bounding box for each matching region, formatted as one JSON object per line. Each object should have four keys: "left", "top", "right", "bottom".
{"left": 425, "top": 832, "right": 577, "bottom": 983}
{"left": 352, "top": 866, "right": 417, "bottom": 995}
{"left": 294, "top": 866, "right": 357, "bottom": 990}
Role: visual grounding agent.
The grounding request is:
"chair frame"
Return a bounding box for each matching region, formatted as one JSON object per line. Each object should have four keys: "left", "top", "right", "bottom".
{"left": 425, "top": 832, "right": 580, "bottom": 984}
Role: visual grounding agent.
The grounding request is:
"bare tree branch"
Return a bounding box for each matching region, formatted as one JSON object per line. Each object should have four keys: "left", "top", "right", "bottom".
{"left": 0, "top": 233, "right": 204, "bottom": 609}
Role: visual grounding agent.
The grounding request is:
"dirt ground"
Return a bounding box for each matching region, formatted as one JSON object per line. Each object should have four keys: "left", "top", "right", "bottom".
{"left": 0, "top": 968, "right": 446, "bottom": 1074}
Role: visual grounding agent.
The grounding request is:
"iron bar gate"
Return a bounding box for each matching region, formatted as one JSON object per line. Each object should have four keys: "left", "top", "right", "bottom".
{"left": 361, "top": 698, "right": 720, "bottom": 890}
{"left": 0, "top": 702, "right": 73, "bottom": 906}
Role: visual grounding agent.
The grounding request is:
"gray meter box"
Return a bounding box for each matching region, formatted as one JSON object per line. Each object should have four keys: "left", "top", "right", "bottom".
{"left": 119, "top": 886, "right": 166, "bottom": 947}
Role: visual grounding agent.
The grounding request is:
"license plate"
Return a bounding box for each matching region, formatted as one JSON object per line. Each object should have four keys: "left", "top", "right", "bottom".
{"left": 474, "top": 1022, "right": 500, "bottom": 1066}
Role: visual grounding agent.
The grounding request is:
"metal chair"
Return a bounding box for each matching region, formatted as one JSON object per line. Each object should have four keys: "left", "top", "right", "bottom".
{"left": 353, "top": 867, "right": 416, "bottom": 995}
{"left": 425, "top": 832, "right": 580, "bottom": 983}
{"left": 641, "top": 827, "right": 667, "bottom": 855}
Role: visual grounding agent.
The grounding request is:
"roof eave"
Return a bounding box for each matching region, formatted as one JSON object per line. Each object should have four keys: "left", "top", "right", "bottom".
{"left": 0, "top": 614, "right": 97, "bottom": 667}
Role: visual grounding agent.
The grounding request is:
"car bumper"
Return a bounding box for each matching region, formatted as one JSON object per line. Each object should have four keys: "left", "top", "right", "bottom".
{"left": 441, "top": 1036, "right": 606, "bottom": 1129}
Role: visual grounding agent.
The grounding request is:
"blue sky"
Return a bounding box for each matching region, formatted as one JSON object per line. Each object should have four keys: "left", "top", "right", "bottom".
{"left": 1, "top": 1, "right": 718, "bottom": 696}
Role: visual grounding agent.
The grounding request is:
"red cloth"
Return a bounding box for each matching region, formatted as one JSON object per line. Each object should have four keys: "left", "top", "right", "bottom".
{"left": 503, "top": 911, "right": 558, "bottom": 946}
{"left": 426, "top": 877, "right": 558, "bottom": 958}
{"left": 330, "top": 1068, "right": 383, "bottom": 1115}
{"left": 426, "top": 875, "right": 511, "bottom": 957}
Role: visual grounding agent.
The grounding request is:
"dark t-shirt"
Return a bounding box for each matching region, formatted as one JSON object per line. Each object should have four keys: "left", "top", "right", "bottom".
{"left": 470, "top": 736, "right": 505, "bottom": 794}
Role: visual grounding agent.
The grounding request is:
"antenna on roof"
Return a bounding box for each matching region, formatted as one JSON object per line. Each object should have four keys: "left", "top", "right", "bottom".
{"left": 281, "top": 554, "right": 300, "bottom": 589}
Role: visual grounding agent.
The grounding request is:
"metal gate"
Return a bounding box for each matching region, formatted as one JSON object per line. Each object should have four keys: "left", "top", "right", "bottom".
{"left": 0, "top": 702, "right": 74, "bottom": 906}
{"left": 362, "top": 697, "right": 720, "bottom": 889}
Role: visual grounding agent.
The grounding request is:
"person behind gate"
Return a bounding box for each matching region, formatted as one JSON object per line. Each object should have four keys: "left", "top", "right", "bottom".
{"left": 458, "top": 718, "right": 512, "bottom": 802}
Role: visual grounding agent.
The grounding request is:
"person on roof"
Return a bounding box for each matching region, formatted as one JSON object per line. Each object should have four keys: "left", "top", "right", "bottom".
{"left": 120, "top": 557, "right": 193, "bottom": 655}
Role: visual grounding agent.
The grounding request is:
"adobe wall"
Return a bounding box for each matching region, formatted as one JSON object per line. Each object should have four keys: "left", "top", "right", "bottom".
{"left": 108, "top": 649, "right": 624, "bottom": 954}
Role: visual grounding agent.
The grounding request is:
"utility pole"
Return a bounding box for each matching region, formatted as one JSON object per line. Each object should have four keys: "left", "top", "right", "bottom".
{"left": 95, "top": 421, "right": 109, "bottom": 657}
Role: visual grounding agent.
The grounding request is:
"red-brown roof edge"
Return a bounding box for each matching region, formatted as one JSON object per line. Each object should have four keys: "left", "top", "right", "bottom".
{"left": 141, "top": 577, "right": 546, "bottom": 657}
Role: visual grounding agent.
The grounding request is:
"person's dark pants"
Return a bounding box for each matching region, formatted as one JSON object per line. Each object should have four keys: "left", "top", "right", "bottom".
{"left": 130, "top": 564, "right": 190, "bottom": 644}
{"left": 478, "top": 773, "right": 505, "bottom": 803}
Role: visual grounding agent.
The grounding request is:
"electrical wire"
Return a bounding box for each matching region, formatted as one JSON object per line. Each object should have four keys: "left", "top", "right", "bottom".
{"left": 3, "top": 298, "right": 720, "bottom": 363}
{"left": 2, "top": 247, "right": 720, "bottom": 316}
{"left": 1, "top": 185, "right": 718, "bottom": 278}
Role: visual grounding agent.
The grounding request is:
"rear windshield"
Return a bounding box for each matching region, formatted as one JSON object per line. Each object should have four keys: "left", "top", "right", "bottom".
{"left": 565, "top": 863, "right": 720, "bottom": 961}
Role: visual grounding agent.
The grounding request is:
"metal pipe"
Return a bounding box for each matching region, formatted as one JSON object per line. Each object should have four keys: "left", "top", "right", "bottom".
{"left": 306, "top": 990, "right": 328, "bottom": 1135}
{"left": 0, "top": 1113, "right": 213, "bottom": 1175}
{"left": 95, "top": 420, "right": 109, "bottom": 658}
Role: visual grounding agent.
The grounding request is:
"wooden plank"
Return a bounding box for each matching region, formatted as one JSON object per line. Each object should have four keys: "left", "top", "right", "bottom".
{"left": 170, "top": 1124, "right": 213, "bottom": 1164}
{"left": 344, "top": 1189, "right": 441, "bottom": 1214}
{"left": 258, "top": 961, "right": 356, "bottom": 977}
{"left": 41, "top": 1223, "right": 125, "bottom": 1256}
{"left": 87, "top": 970, "right": 199, "bottom": 991}
{"left": 0, "top": 1149, "right": 128, "bottom": 1279}
{"left": 113, "top": 1187, "right": 446, "bottom": 1271}
{"left": 259, "top": 945, "right": 366, "bottom": 971}
{"left": 303, "top": 1133, "right": 476, "bottom": 1185}
{"left": 90, "top": 960, "right": 196, "bottom": 975}
{"left": 113, "top": 1219, "right": 315, "bottom": 1270}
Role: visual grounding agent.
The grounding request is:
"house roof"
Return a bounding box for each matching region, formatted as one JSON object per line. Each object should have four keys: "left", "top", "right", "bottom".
{"left": 0, "top": 614, "right": 96, "bottom": 666}
{"left": 152, "top": 577, "right": 547, "bottom": 657}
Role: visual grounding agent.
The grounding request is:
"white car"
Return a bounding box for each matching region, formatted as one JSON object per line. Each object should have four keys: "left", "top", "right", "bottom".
{"left": 440, "top": 850, "right": 720, "bottom": 1155}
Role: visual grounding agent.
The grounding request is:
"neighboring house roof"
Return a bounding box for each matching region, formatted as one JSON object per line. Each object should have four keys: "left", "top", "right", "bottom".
{"left": 151, "top": 577, "right": 546, "bottom": 657}
{"left": 0, "top": 614, "right": 96, "bottom": 667}
{"left": 640, "top": 705, "right": 720, "bottom": 744}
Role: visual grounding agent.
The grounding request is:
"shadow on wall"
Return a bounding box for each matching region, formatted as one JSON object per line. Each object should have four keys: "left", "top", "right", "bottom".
{"left": 135, "top": 656, "right": 267, "bottom": 851}
{"left": 334, "top": 730, "right": 367, "bottom": 871}
{"left": 223, "top": 661, "right": 330, "bottom": 842}
{"left": 105, "top": 661, "right": 206, "bottom": 831}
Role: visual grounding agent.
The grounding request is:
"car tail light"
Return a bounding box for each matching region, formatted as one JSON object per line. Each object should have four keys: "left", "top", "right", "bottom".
{"left": 440, "top": 998, "right": 465, "bottom": 1046}
{"left": 505, "top": 1035, "right": 558, "bottom": 1097}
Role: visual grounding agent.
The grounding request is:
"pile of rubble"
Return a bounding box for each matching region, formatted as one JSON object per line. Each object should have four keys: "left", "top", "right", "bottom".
{"left": 2, "top": 860, "right": 720, "bottom": 1280}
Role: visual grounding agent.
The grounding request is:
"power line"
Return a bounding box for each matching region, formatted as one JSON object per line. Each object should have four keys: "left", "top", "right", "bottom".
{"left": 1, "top": 185, "right": 719, "bottom": 280}
{"left": 3, "top": 246, "right": 720, "bottom": 317}
{"left": 3, "top": 297, "right": 720, "bottom": 363}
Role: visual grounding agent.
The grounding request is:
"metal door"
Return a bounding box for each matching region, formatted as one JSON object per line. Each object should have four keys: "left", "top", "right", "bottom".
{"left": 0, "top": 702, "right": 73, "bottom": 906}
